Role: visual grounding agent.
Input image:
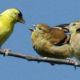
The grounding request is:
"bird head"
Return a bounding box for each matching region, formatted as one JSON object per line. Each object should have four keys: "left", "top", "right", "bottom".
{"left": 29, "top": 24, "right": 50, "bottom": 34}
{"left": 29, "top": 24, "right": 50, "bottom": 43}
{"left": 1, "top": 8, "right": 25, "bottom": 24}
{"left": 69, "top": 21, "right": 80, "bottom": 34}
{"left": 33, "top": 24, "right": 50, "bottom": 33}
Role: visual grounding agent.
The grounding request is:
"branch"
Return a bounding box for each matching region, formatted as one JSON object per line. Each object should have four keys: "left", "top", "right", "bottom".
{"left": 0, "top": 49, "right": 80, "bottom": 67}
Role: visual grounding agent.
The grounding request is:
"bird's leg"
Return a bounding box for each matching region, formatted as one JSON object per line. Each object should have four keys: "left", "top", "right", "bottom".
{"left": 67, "top": 57, "right": 79, "bottom": 65}
{"left": 67, "top": 57, "right": 79, "bottom": 69}
{"left": 2, "top": 48, "right": 11, "bottom": 56}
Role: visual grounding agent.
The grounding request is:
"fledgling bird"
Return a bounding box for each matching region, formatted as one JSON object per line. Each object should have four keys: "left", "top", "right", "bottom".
{"left": 32, "top": 24, "right": 70, "bottom": 45}
{"left": 0, "top": 8, "right": 25, "bottom": 47}
{"left": 69, "top": 21, "right": 80, "bottom": 63}
{"left": 30, "top": 24, "right": 73, "bottom": 59}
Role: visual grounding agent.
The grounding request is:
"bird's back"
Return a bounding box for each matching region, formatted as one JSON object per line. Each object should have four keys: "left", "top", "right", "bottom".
{"left": 46, "top": 28, "right": 68, "bottom": 45}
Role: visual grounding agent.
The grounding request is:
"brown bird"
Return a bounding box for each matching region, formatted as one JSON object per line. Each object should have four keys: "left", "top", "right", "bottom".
{"left": 30, "top": 24, "right": 72, "bottom": 59}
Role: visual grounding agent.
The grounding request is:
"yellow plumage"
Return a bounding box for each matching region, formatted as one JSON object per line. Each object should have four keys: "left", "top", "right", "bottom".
{"left": 0, "top": 8, "right": 25, "bottom": 46}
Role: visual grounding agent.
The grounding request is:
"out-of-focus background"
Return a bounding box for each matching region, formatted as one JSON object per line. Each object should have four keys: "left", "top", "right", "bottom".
{"left": 0, "top": 0, "right": 80, "bottom": 80}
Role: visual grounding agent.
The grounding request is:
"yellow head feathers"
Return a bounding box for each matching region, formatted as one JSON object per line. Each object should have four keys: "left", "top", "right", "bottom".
{"left": 69, "top": 20, "right": 80, "bottom": 33}
{"left": 1, "top": 8, "right": 25, "bottom": 24}
{"left": 0, "top": 8, "right": 25, "bottom": 47}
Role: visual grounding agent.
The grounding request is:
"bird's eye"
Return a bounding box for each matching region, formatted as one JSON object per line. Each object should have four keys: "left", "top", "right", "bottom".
{"left": 38, "top": 27, "right": 42, "bottom": 30}
{"left": 18, "top": 12, "right": 22, "bottom": 17}
{"left": 76, "top": 28, "right": 80, "bottom": 33}
{"left": 72, "top": 23, "right": 76, "bottom": 26}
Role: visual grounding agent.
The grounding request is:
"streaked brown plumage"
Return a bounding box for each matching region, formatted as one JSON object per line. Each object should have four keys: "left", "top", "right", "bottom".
{"left": 30, "top": 24, "right": 72, "bottom": 59}
{"left": 55, "top": 23, "right": 70, "bottom": 33}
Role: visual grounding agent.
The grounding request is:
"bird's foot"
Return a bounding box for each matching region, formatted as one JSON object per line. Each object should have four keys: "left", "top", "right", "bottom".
{"left": 67, "top": 57, "right": 79, "bottom": 69}
{"left": 2, "top": 48, "right": 11, "bottom": 56}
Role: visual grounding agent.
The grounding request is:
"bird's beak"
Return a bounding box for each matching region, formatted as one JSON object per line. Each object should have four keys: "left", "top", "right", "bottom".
{"left": 29, "top": 28, "right": 34, "bottom": 32}
{"left": 29, "top": 24, "right": 36, "bottom": 32}
{"left": 33, "top": 24, "right": 36, "bottom": 28}
{"left": 19, "top": 17, "right": 25, "bottom": 24}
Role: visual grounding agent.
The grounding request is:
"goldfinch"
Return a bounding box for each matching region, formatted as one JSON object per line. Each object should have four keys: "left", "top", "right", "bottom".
{"left": 30, "top": 24, "right": 72, "bottom": 59}
{"left": 0, "top": 8, "right": 25, "bottom": 47}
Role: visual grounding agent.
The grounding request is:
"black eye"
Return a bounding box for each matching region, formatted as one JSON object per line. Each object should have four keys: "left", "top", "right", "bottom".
{"left": 76, "top": 28, "right": 80, "bottom": 33}
{"left": 72, "top": 23, "right": 76, "bottom": 26}
{"left": 39, "top": 27, "right": 42, "bottom": 30}
{"left": 18, "top": 12, "right": 22, "bottom": 17}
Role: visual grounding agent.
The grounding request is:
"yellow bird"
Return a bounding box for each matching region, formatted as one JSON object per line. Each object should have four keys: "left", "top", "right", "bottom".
{"left": 30, "top": 24, "right": 73, "bottom": 59}
{"left": 0, "top": 8, "right": 25, "bottom": 47}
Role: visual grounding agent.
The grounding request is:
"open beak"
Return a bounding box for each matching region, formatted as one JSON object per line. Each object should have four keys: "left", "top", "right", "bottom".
{"left": 29, "top": 24, "right": 37, "bottom": 32}
{"left": 33, "top": 24, "right": 36, "bottom": 28}
{"left": 29, "top": 28, "right": 34, "bottom": 32}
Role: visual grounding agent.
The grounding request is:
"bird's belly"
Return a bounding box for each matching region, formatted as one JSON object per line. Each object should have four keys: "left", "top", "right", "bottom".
{"left": 33, "top": 38, "right": 52, "bottom": 57}
{"left": 33, "top": 38, "right": 70, "bottom": 58}
{"left": 71, "top": 35, "right": 80, "bottom": 57}
{"left": 0, "top": 31, "right": 12, "bottom": 46}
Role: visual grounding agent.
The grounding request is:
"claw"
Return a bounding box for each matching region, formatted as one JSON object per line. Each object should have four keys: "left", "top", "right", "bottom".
{"left": 67, "top": 57, "right": 79, "bottom": 69}
{"left": 2, "top": 48, "right": 11, "bottom": 56}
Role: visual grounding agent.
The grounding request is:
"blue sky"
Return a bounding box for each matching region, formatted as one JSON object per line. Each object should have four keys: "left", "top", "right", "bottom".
{"left": 0, "top": 0, "right": 80, "bottom": 80}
